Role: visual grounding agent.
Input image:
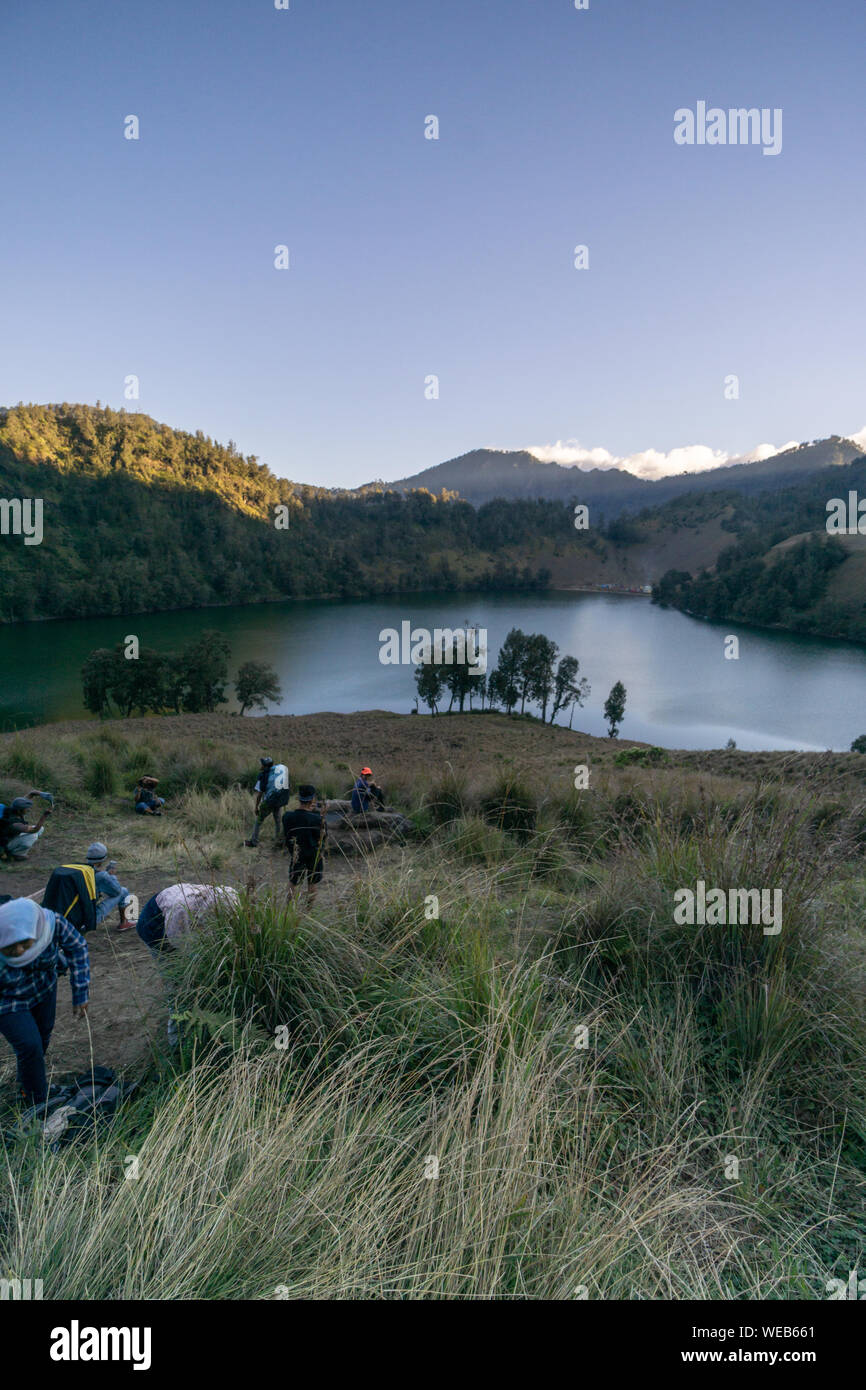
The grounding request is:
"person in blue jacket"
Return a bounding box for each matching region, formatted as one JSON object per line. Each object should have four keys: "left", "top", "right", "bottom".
{"left": 350, "top": 767, "right": 385, "bottom": 814}
{"left": 0, "top": 897, "right": 91, "bottom": 1107}
{"left": 85, "top": 842, "right": 137, "bottom": 932}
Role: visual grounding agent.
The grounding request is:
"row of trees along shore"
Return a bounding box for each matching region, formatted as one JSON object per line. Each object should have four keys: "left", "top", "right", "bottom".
{"left": 414, "top": 626, "right": 628, "bottom": 737}
{"left": 81, "top": 626, "right": 629, "bottom": 736}
{"left": 82, "top": 633, "right": 281, "bottom": 718}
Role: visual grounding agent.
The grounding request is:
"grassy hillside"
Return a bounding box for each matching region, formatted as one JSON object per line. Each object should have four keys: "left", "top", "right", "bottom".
{"left": 654, "top": 458, "right": 866, "bottom": 642}
{"left": 1, "top": 713, "right": 865, "bottom": 1298}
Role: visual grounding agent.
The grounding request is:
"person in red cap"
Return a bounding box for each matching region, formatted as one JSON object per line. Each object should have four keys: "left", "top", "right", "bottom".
{"left": 350, "top": 767, "right": 385, "bottom": 814}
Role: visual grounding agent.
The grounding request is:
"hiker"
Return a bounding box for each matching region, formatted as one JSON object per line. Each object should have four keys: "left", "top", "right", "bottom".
{"left": 136, "top": 883, "right": 238, "bottom": 1047}
{"left": 0, "top": 897, "right": 90, "bottom": 1107}
{"left": 283, "top": 785, "right": 327, "bottom": 905}
{"left": 350, "top": 767, "right": 385, "bottom": 814}
{"left": 134, "top": 776, "right": 165, "bottom": 815}
{"left": 135, "top": 882, "right": 240, "bottom": 957}
{"left": 0, "top": 797, "right": 52, "bottom": 861}
{"left": 245, "top": 756, "right": 290, "bottom": 847}
{"left": 85, "top": 843, "right": 137, "bottom": 932}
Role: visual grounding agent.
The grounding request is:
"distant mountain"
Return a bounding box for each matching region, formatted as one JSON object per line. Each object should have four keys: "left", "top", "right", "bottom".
{"left": 379, "top": 437, "right": 862, "bottom": 514}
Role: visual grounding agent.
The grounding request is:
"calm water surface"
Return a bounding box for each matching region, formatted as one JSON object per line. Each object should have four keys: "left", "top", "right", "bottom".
{"left": 1, "top": 591, "right": 864, "bottom": 751}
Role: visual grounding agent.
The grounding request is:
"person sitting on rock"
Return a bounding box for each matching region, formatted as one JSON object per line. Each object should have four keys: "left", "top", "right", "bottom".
{"left": 134, "top": 776, "right": 165, "bottom": 815}
{"left": 350, "top": 767, "right": 385, "bottom": 814}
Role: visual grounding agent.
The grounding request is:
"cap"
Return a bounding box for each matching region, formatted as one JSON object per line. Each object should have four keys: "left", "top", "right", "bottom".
{"left": 298, "top": 784, "right": 317, "bottom": 802}
{"left": 86, "top": 841, "right": 108, "bottom": 863}
{"left": 361, "top": 767, "right": 373, "bottom": 776}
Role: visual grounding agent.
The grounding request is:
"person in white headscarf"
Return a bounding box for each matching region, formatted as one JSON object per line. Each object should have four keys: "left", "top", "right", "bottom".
{"left": 0, "top": 898, "right": 91, "bottom": 1106}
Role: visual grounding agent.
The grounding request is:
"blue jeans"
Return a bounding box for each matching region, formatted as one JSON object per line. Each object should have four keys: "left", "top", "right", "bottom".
{"left": 95, "top": 887, "right": 131, "bottom": 924}
{"left": 0, "top": 990, "right": 58, "bottom": 1103}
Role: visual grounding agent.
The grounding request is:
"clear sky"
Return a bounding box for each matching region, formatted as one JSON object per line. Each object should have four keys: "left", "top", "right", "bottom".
{"left": 1, "top": 0, "right": 863, "bottom": 487}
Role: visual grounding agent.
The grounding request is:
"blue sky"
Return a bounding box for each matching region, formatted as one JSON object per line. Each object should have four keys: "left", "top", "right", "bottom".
{"left": 1, "top": 0, "right": 863, "bottom": 486}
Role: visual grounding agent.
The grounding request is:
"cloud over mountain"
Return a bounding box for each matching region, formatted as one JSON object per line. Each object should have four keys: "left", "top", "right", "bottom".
{"left": 524, "top": 438, "right": 801, "bottom": 480}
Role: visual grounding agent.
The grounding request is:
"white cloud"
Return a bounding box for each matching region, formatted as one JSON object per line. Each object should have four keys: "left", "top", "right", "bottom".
{"left": 523, "top": 437, "right": 800, "bottom": 480}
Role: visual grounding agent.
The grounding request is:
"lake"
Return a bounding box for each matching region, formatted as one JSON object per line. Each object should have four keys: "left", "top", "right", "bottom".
{"left": 1, "top": 590, "right": 864, "bottom": 751}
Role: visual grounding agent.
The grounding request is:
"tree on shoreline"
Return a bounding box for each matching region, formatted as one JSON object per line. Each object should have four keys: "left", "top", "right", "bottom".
{"left": 604, "top": 681, "right": 627, "bottom": 738}
{"left": 235, "top": 661, "right": 282, "bottom": 716}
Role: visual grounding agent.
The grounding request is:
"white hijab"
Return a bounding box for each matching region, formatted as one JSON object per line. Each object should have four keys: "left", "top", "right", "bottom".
{"left": 0, "top": 899, "right": 56, "bottom": 968}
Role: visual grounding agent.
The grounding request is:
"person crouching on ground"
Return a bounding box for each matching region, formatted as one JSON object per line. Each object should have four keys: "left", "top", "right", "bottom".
{"left": 0, "top": 898, "right": 90, "bottom": 1109}
{"left": 350, "top": 767, "right": 385, "bottom": 814}
{"left": 85, "top": 842, "right": 137, "bottom": 933}
{"left": 245, "top": 756, "right": 290, "bottom": 847}
{"left": 136, "top": 883, "right": 240, "bottom": 956}
{"left": 136, "top": 883, "right": 240, "bottom": 1046}
{"left": 0, "top": 797, "right": 52, "bottom": 861}
{"left": 134, "top": 776, "right": 165, "bottom": 815}
{"left": 283, "top": 784, "right": 327, "bottom": 906}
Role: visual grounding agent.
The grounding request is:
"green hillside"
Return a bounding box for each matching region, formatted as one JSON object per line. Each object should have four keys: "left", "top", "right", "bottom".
{"left": 653, "top": 458, "right": 866, "bottom": 642}
{"left": 0, "top": 404, "right": 573, "bottom": 622}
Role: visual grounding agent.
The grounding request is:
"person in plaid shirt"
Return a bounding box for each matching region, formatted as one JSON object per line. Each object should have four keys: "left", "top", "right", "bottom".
{"left": 0, "top": 897, "right": 91, "bottom": 1106}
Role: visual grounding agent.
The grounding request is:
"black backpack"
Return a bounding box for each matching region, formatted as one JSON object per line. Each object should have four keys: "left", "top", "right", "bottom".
{"left": 42, "top": 865, "right": 99, "bottom": 934}
{"left": 14, "top": 1066, "right": 138, "bottom": 1151}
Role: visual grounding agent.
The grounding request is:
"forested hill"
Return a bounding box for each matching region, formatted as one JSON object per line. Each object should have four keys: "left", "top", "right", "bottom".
{"left": 653, "top": 456, "right": 866, "bottom": 642}
{"left": 0, "top": 403, "right": 575, "bottom": 622}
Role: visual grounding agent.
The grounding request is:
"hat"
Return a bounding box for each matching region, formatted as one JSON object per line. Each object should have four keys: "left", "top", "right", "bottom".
{"left": 140, "top": 776, "right": 159, "bottom": 786}
{"left": 260, "top": 756, "right": 274, "bottom": 766}
{"left": 298, "top": 784, "right": 317, "bottom": 802}
{"left": 10, "top": 797, "right": 33, "bottom": 812}
{"left": 361, "top": 767, "right": 373, "bottom": 776}
{"left": 86, "top": 842, "right": 108, "bottom": 863}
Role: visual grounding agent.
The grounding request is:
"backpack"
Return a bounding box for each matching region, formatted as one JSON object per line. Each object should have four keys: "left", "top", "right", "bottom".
{"left": 41, "top": 865, "right": 99, "bottom": 934}
{"left": 266, "top": 764, "right": 289, "bottom": 796}
{"left": 14, "top": 1066, "right": 138, "bottom": 1151}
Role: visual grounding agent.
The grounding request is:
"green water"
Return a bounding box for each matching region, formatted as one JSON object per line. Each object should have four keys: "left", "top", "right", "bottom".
{"left": 1, "top": 590, "right": 864, "bottom": 751}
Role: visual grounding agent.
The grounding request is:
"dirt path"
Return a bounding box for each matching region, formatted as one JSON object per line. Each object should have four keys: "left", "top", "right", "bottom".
{"left": 0, "top": 807, "right": 377, "bottom": 1095}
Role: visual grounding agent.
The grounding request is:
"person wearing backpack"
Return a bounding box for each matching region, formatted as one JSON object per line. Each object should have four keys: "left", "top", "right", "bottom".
{"left": 245, "top": 756, "right": 290, "bottom": 847}
{"left": 283, "top": 784, "right": 327, "bottom": 904}
{"left": 0, "top": 897, "right": 90, "bottom": 1107}
{"left": 0, "top": 797, "right": 52, "bottom": 860}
